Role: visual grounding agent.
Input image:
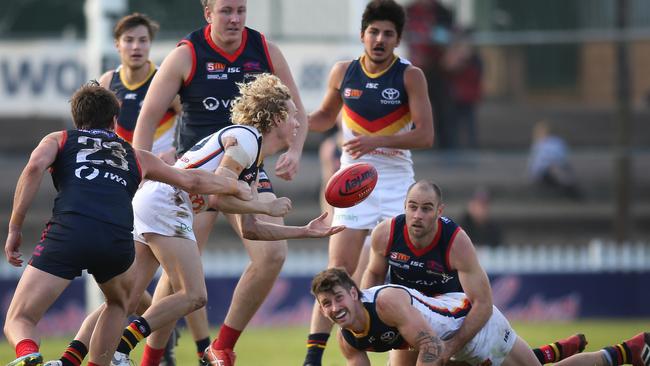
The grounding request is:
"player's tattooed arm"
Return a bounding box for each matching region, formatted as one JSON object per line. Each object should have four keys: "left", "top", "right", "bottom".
{"left": 415, "top": 331, "right": 444, "bottom": 365}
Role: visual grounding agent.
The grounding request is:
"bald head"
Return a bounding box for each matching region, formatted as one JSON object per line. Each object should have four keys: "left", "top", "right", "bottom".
{"left": 406, "top": 180, "right": 442, "bottom": 203}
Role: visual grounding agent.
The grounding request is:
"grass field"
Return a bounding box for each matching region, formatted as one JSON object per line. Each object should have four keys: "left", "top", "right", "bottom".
{"left": 2, "top": 320, "right": 648, "bottom": 365}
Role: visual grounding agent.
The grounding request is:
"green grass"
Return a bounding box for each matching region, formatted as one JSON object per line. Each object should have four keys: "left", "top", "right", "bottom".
{"left": 2, "top": 320, "right": 648, "bottom": 365}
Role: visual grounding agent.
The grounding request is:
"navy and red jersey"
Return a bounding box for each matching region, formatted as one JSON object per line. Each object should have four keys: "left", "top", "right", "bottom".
{"left": 176, "top": 25, "right": 274, "bottom": 154}
{"left": 384, "top": 215, "right": 463, "bottom": 296}
{"left": 50, "top": 129, "right": 141, "bottom": 229}
{"left": 109, "top": 62, "right": 176, "bottom": 149}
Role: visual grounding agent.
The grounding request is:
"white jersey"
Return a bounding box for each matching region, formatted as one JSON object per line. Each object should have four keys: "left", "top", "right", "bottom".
{"left": 355, "top": 285, "right": 517, "bottom": 365}
{"left": 132, "top": 125, "right": 262, "bottom": 243}
{"left": 174, "top": 124, "right": 262, "bottom": 213}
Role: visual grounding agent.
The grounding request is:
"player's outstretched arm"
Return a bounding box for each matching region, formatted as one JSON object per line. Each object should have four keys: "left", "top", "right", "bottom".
{"left": 237, "top": 211, "right": 344, "bottom": 241}
{"left": 135, "top": 149, "right": 251, "bottom": 199}
{"left": 375, "top": 288, "right": 444, "bottom": 366}
{"left": 6, "top": 132, "right": 60, "bottom": 266}
{"left": 360, "top": 219, "right": 391, "bottom": 289}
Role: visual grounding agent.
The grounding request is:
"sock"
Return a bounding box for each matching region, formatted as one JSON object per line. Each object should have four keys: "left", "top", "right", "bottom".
{"left": 117, "top": 316, "right": 151, "bottom": 354}
{"left": 15, "top": 339, "right": 39, "bottom": 358}
{"left": 603, "top": 343, "right": 632, "bottom": 366}
{"left": 303, "top": 333, "right": 330, "bottom": 366}
{"left": 60, "top": 340, "right": 88, "bottom": 366}
{"left": 196, "top": 337, "right": 211, "bottom": 359}
{"left": 533, "top": 343, "right": 561, "bottom": 364}
{"left": 213, "top": 324, "right": 242, "bottom": 350}
{"left": 140, "top": 344, "right": 166, "bottom": 366}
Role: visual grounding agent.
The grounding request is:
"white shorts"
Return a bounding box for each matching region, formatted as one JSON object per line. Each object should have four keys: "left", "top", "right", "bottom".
{"left": 332, "top": 169, "right": 414, "bottom": 230}
{"left": 453, "top": 307, "right": 517, "bottom": 366}
{"left": 132, "top": 180, "right": 196, "bottom": 243}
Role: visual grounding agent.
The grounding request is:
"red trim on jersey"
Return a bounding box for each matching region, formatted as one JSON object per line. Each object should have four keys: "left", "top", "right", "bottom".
{"left": 445, "top": 227, "right": 461, "bottom": 270}
{"left": 412, "top": 294, "right": 472, "bottom": 318}
{"left": 115, "top": 124, "right": 133, "bottom": 143}
{"left": 342, "top": 104, "right": 409, "bottom": 133}
{"left": 383, "top": 217, "right": 397, "bottom": 257}
{"left": 59, "top": 130, "right": 68, "bottom": 152}
{"left": 403, "top": 217, "right": 442, "bottom": 257}
{"left": 259, "top": 32, "right": 275, "bottom": 73}
{"left": 185, "top": 147, "right": 224, "bottom": 169}
{"left": 178, "top": 40, "right": 197, "bottom": 87}
{"left": 204, "top": 25, "right": 248, "bottom": 63}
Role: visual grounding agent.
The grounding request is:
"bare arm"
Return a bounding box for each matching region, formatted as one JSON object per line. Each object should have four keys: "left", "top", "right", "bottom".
{"left": 309, "top": 61, "right": 348, "bottom": 132}
{"left": 238, "top": 211, "right": 344, "bottom": 241}
{"left": 98, "top": 70, "right": 113, "bottom": 89}
{"left": 133, "top": 46, "right": 190, "bottom": 151}
{"left": 342, "top": 66, "right": 434, "bottom": 159}
{"left": 441, "top": 230, "right": 493, "bottom": 362}
{"left": 135, "top": 149, "right": 250, "bottom": 199}
{"left": 5, "top": 132, "right": 61, "bottom": 266}
{"left": 360, "top": 219, "right": 391, "bottom": 288}
{"left": 267, "top": 41, "right": 307, "bottom": 180}
{"left": 336, "top": 329, "right": 371, "bottom": 366}
{"left": 375, "top": 288, "right": 444, "bottom": 366}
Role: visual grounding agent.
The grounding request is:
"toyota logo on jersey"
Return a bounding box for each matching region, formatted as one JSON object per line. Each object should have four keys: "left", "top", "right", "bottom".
{"left": 381, "top": 88, "right": 400, "bottom": 100}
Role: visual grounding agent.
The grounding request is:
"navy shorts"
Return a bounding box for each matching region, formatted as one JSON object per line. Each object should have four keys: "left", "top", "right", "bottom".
{"left": 29, "top": 214, "right": 135, "bottom": 284}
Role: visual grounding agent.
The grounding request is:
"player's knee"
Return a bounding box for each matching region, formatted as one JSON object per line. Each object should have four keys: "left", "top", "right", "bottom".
{"left": 258, "top": 247, "right": 287, "bottom": 271}
{"left": 186, "top": 291, "right": 207, "bottom": 312}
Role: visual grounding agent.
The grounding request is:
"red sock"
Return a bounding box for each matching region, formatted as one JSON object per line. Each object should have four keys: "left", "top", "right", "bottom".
{"left": 537, "top": 344, "right": 559, "bottom": 363}
{"left": 140, "top": 344, "right": 166, "bottom": 366}
{"left": 15, "top": 339, "right": 39, "bottom": 358}
{"left": 213, "top": 324, "right": 242, "bottom": 350}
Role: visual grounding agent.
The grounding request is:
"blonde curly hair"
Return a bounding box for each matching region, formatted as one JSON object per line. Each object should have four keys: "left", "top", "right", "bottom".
{"left": 230, "top": 73, "right": 291, "bottom": 134}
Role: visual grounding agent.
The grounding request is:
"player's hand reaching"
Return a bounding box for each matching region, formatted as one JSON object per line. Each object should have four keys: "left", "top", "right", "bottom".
{"left": 5, "top": 231, "right": 24, "bottom": 267}
{"left": 275, "top": 149, "right": 300, "bottom": 180}
{"left": 302, "top": 212, "right": 345, "bottom": 238}
{"left": 343, "top": 135, "right": 378, "bottom": 159}
{"left": 266, "top": 197, "right": 292, "bottom": 217}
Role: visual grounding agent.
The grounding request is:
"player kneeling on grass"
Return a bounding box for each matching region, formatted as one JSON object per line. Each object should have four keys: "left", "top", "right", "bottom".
{"left": 312, "top": 268, "right": 650, "bottom": 366}
{"left": 3, "top": 81, "right": 250, "bottom": 366}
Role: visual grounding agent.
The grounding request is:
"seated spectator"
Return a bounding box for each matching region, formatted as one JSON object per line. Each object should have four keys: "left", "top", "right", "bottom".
{"left": 527, "top": 120, "right": 582, "bottom": 200}
{"left": 460, "top": 187, "right": 503, "bottom": 247}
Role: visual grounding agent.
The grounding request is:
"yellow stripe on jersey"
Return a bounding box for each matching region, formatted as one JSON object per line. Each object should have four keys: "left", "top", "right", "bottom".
{"left": 359, "top": 54, "right": 399, "bottom": 79}
{"left": 119, "top": 61, "right": 156, "bottom": 90}
{"left": 343, "top": 108, "right": 411, "bottom": 136}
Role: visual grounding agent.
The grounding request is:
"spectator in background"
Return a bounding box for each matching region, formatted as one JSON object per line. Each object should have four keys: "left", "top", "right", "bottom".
{"left": 460, "top": 187, "right": 503, "bottom": 248}
{"left": 527, "top": 120, "right": 582, "bottom": 200}
{"left": 405, "top": 0, "right": 456, "bottom": 150}
{"left": 445, "top": 28, "right": 483, "bottom": 149}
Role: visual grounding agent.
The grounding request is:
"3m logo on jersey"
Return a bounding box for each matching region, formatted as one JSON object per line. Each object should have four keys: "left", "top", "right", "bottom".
{"left": 344, "top": 88, "right": 363, "bottom": 99}
{"left": 381, "top": 88, "right": 401, "bottom": 104}
{"left": 206, "top": 62, "right": 226, "bottom": 72}
{"left": 390, "top": 252, "right": 410, "bottom": 263}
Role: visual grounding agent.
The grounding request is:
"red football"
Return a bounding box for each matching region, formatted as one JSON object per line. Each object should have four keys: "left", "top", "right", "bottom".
{"left": 325, "top": 163, "right": 378, "bottom": 208}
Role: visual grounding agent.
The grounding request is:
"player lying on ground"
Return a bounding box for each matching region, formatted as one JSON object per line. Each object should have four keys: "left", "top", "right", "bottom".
{"left": 312, "top": 268, "right": 650, "bottom": 366}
